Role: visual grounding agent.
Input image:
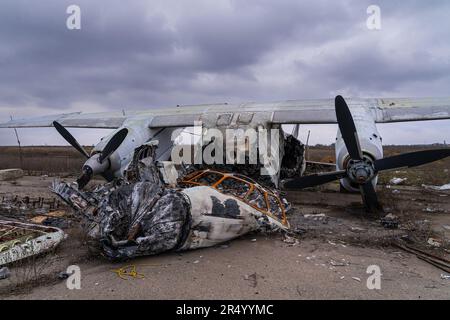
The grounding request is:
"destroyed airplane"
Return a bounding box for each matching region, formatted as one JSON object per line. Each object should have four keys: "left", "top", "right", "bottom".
{"left": 51, "top": 144, "right": 289, "bottom": 260}
{"left": 2, "top": 95, "right": 450, "bottom": 260}
{"left": 2, "top": 95, "right": 449, "bottom": 213}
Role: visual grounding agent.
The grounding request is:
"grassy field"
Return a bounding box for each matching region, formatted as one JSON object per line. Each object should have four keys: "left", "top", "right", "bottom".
{"left": 0, "top": 146, "right": 92, "bottom": 174}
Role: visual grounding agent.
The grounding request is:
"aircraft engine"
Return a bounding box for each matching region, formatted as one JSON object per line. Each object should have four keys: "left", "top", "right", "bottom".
{"left": 335, "top": 107, "right": 383, "bottom": 192}
{"left": 282, "top": 96, "right": 450, "bottom": 212}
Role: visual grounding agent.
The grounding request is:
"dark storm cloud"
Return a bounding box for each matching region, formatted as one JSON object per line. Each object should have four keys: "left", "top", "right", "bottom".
{"left": 0, "top": 0, "right": 358, "bottom": 110}
{"left": 0, "top": 0, "right": 450, "bottom": 145}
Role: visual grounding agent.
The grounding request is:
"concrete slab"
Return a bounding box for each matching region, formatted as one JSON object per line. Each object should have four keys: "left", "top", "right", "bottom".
{"left": 0, "top": 168, "right": 24, "bottom": 181}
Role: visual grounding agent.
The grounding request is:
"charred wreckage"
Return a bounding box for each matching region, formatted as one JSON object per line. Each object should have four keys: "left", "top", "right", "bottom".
{"left": 51, "top": 142, "right": 294, "bottom": 260}
{"left": 4, "top": 95, "right": 450, "bottom": 261}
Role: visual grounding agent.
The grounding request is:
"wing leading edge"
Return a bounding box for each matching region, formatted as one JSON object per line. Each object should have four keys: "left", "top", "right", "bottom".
{"left": 1, "top": 97, "right": 449, "bottom": 129}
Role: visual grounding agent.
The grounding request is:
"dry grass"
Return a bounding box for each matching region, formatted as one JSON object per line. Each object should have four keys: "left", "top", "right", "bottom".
{"left": 0, "top": 146, "right": 92, "bottom": 174}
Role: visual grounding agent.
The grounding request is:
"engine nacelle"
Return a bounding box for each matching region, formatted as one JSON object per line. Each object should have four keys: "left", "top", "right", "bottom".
{"left": 335, "top": 106, "right": 383, "bottom": 192}
{"left": 90, "top": 121, "right": 177, "bottom": 179}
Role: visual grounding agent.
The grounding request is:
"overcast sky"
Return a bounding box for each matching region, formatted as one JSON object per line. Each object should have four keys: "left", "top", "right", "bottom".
{"left": 0, "top": 0, "right": 449, "bottom": 146}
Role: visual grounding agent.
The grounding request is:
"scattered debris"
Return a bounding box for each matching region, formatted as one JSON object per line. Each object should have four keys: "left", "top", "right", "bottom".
{"left": 0, "top": 220, "right": 65, "bottom": 266}
{"left": 330, "top": 260, "right": 348, "bottom": 267}
{"left": 423, "top": 207, "right": 441, "bottom": 213}
{"left": 304, "top": 213, "right": 326, "bottom": 218}
{"left": 422, "top": 183, "right": 450, "bottom": 191}
{"left": 381, "top": 213, "right": 399, "bottom": 229}
{"left": 283, "top": 234, "right": 299, "bottom": 246}
{"left": 349, "top": 226, "right": 366, "bottom": 233}
{"left": 29, "top": 210, "right": 70, "bottom": 229}
{"left": 390, "top": 177, "right": 407, "bottom": 185}
{"left": 427, "top": 238, "right": 442, "bottom": 248}
{"left": 393, "top": 242, "right": 450, "bottom": 273}
{"left": 352, "top": 277, "right": 361, "bottom": 282}
{"left": 303, "top": 213, "right": 328, "bottom": 224}
{"left": 440, "top": 274, "right": 450, "bottom": 280}
{"left": 0, "top": 195, "right": 64, "bottom": 213}
{"left": 0, "top": 266, "right": 10, "bottom": 280}
{"left": 250, "top": 239, "right": 257, "bottom": 242}
{"left": 57, "top": 271, "right": 69, "bottom": 280}
{"left": 111, "top": 265, "right": 145, "bottom": 280}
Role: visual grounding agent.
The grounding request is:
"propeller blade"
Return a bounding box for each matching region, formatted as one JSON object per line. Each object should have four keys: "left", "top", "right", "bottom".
{"left": 76, "top": 166, "right": 93, "bottom": 190}
{"left": 282, "top": 170, "right": 347, "bottom": 189}
{"left": 53, "top": 121, "right": 89, "bottom": 158}
{"left": 98, "top": 128, "right": 128, "bottom": 163}
{"left": 374, "top": 148, "right": 450, "bottom": 172}
{"left": 360, "top": 182, "right": 383, "bottom": 213}
{"left": 335, "top": 95, "right": 363, "bottom": 160}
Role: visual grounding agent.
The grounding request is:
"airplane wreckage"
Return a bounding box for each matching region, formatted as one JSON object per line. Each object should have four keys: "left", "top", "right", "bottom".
{"left": 1, "top": 96, "right": 450, "bottom": 260}
{"left": 51, "top": 143, "right": 290, "bottom": 260}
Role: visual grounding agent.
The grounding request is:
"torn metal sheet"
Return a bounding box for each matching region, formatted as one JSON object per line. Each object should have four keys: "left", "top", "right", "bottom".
{"left": 0, "top": 220, "right": 65, "bottom": 266}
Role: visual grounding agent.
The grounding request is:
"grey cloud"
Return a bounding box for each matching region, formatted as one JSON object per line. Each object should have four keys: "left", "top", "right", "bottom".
{"left": 0, "top": 0, "right": 450, "bottom": 146}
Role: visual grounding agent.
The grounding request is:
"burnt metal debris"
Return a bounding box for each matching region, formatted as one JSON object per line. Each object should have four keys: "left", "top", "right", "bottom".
{"left": 185, "top": 131, "right": 306, "bottom": 188}
{"left": 0, "top": 220, "right": 65, "bottom": 266}
{"left": 0, "top": 195, "right": 64, "bottom": 212}
{"left": 51, "top": 144, "right": 291, "bottom": 260}
{"left": 52, "top": 145, "right": 191, "bottom": 260}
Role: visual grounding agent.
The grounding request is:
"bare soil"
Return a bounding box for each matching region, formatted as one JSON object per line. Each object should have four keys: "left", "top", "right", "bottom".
{"left": 0, "top": 145, "right": 449, "bottom": 299}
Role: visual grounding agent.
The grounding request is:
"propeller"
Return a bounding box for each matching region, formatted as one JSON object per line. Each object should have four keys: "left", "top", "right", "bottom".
{"left": 53, "top": 121, "right": 89, "bottom": 158}
{"left": 98, "top": 128, "right": 128, "bottom": 163}
{"left": 53, "top": 121, "right": 128, "bottom": 189}
{"left": 374, "top": 149, "right": 450, "bottom": 171}
{"left": 76, "top": 128, "right": 128, "bottom": 189}
{"left": 283, "top": 95, "right": 450, "bottom": 213}
{"left": 335, "top": 95, "right": 363, "bottom": 160}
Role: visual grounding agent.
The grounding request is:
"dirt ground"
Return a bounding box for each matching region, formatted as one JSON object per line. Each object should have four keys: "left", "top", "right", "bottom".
{"left": 2, "top": 234, "right": 449, "bottom": 300}
{"left": 0, "top": 145, "right": 449, "bottom": 300}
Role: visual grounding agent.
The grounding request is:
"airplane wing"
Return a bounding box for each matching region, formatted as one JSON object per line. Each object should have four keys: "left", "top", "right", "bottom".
{"left": 0, "top": 111, "right": 127, "bottom": 129}
{"left": 1, "top": 97, "right": 449, "bottom": 129}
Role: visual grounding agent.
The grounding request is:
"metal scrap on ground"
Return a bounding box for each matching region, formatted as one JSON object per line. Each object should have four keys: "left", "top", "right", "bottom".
{"left": 0, "top": 220, "right": 65, "bottom": 266}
